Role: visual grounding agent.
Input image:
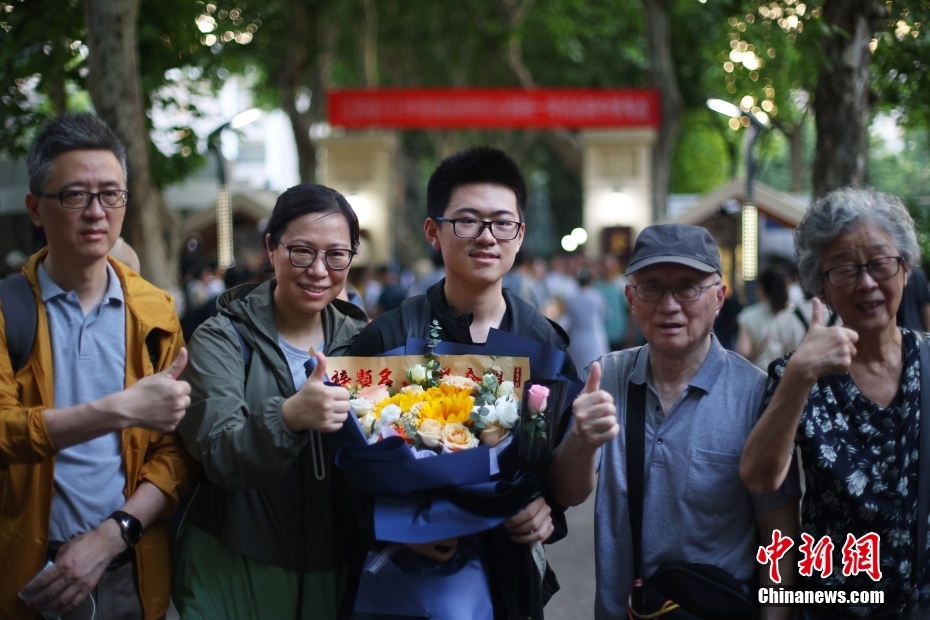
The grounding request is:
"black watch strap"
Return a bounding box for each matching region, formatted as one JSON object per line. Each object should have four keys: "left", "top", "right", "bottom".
{"left": 108, "top": 510, "right": 143, "bottom": 548}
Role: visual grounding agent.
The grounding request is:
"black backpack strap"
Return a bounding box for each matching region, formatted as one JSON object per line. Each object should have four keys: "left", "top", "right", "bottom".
{"left": 144, "top": 330, "right": 161, "bottom": 368}
{"left": 0, "top": 274, "right": 38, "bottom": 373}
{"left": 625, "top": 354, "right": 648, "bottom": 581}
{"left": 793, "top": 306, "right": 809, "bottom": 332}
{"left": 398, "top": 295, "right": 433, "bottom": 340}
{"left": 916, "top": 332, "right": 930, "bottom": 590}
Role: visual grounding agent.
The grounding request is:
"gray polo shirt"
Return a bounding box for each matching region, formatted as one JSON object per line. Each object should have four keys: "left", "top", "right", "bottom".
{"left": 38, "top": 261, "right": 128, "bottom": 543}
{"left": 591, "top": 336, "right": 800, "bottom": 620}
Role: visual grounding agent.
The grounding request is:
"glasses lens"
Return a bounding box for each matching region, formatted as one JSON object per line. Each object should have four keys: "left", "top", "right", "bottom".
{"left": 636, "top": 283, "right": 664, "bottom": 302}
{"left": 869, "top": 257, "right": 901, "bottom": 280}
{"left": 60, "top": 191, "right": 89, "bottom": 208}
{"left": 453, "top": 219, "right": 482, "bottom": 237}
{"left": 491, "top": 221, "right": 520, "bottom": 240}
{"left": 829, "top": 266, "right": 861, "bottom": 286}
{"left": 674, "top": 284, "right": 701, "bottom": 302}
{"left": 325, "top": 250, "right": 353, "bottom": 270}
{"left": 99, "top": 190, "right": 125, "bottom": 208}
{"left": 289, "top": 246, "right": 317, "bottom": 267}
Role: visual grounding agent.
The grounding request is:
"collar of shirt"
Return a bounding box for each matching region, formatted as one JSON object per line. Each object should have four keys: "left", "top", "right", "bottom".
{"left": 630, "top": 334, "right": 726, "bottom": 395}
{"left": 37, "top": 260, "right": 125, "bottom": 307}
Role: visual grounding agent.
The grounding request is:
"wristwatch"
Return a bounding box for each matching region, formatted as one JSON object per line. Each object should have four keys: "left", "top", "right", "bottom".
{"left": 108, "top": 511, "right": 143, "bottom": 548}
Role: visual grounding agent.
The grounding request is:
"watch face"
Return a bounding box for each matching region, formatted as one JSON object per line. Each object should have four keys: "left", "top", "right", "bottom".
{"left": 123, "top": 516, "right": 142, "bottom": 544}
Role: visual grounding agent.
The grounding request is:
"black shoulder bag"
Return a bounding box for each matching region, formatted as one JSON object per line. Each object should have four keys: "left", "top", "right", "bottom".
{"left": 626, "top": 380, "right": 754, "bottom": 620}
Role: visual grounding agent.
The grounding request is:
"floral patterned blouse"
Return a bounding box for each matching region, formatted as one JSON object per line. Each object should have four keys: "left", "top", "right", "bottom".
{"left": 760, "top": 327, "right": 928, "bottom": 616}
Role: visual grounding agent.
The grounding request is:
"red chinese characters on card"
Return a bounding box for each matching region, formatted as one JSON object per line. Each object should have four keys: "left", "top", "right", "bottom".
{"left": 378, "top": 368, "right": 393, "bottom": 388}
{"left": 330, "top": 370, "right": 351, "bottom": 387}
{"left": 757, "top": 530, "right": 883, "bottom": 583}
{"left": 356, "top": 369, "right": 373, "bottom": 388}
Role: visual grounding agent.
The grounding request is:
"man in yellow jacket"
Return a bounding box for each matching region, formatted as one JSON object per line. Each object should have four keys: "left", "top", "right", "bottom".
{"left": 1, "top": 113, "right": 195, "bottom": 620}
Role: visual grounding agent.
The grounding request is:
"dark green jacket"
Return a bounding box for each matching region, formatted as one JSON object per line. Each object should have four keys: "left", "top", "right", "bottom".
{"left": 177, "top": 280, "right": 367, "bottom": 573}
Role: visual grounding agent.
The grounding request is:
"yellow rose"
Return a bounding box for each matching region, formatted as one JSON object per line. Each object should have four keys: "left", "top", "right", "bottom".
{"left": 442, "top": 422, "right": 480, "bottom": 451}
{"left": 418, "top": 418, "right": 444, "bottom": 448}
{"left": 479, "top": 422, "right": 509, "bottom": 447}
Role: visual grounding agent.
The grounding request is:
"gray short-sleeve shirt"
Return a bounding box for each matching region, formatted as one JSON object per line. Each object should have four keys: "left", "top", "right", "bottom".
{"left": 591, "top": 335, "right": 800, "bottom": 620}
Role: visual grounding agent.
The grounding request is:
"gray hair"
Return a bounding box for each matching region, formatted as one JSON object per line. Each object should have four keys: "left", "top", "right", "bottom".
{"left": 26, "top": 113, "right": 127, "bottom": 195}
{"left": 794, "top": 187, "right": 919, "bottom": 295}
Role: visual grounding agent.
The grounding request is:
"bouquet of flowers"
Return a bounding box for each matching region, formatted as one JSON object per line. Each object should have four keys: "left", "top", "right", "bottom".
{"left": 346, "top": 360, "right": 522, "bottom": 454}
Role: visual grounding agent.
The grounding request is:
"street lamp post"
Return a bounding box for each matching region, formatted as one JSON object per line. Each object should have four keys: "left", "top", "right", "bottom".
{"left": 206, "top": 108, "right": 262, "bottom": 270}
{"left": 706, "top": 98, "right": 769, "bottom": 288}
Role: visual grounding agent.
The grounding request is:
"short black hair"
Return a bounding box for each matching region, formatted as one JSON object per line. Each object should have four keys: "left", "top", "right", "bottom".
{"left": 27, "top": 113, "right": 127, "bottom": 194}
{"left": 266, "top": 184, "right": 360, "bottom": 252}
{"left": 426, "top": 146, "right": 527, "bottom": 221}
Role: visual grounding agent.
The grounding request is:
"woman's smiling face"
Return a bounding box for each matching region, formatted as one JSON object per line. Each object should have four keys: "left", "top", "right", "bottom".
{"left": 820, "top": 225, "right": 908, "bottom": 334}
{"left": 267, "top": 211, "right": 353, "bottom": 317}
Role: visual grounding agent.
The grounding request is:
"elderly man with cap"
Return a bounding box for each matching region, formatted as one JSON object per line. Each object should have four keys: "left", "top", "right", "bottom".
{"left": 552, "top": 224, "right": 799, "bottom": 620}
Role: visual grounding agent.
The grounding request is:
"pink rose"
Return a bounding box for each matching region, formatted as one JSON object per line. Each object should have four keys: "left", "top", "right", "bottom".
{"left": 358, "top": 384, "right": 390, "bottom": 404}
{"left": 527, "top": 384, "right": 549, "bottom": 413}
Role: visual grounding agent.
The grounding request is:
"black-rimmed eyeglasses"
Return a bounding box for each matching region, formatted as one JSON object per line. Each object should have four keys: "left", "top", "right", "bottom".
{"left": 37, "top": 189, "right": 130, "bottom": 209}
{"left": 821, "top": 256, "right": 904, "bottom": 287}
{"left": 630, "top": 282, "right": 721, "bottom": 303}
{"left": 273, "top": 239, "right": 357, "bottom": 270}
{"left": 433, "top": 217, "right": 522, "bottom": 240}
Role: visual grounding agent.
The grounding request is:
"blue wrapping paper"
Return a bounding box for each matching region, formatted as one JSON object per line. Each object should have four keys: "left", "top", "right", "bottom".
{"left": 353, "top": 544, "right": 493, "bottom": 619}
{"left": 374, "top": 495, "right": 510, "bottom": 543}
{"left": 335, "top": 437, "right": 492, "bottom": 495}
{"left": 372, "top": 471, "right": 539, "bottom": 543}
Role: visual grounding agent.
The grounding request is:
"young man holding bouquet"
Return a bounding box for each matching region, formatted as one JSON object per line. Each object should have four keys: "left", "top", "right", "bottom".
{"left": 349, "top": 146, "right": 574, "bottom": 619}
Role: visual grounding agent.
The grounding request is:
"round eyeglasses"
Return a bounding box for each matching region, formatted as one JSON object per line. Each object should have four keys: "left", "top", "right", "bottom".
{"left": 273, "top": 240, "right": 357, "bottom": 270}
{"left": 37, "top": 189, "right": 129, "bottom": 209}
{"left": 630, "top": 282, "right": 721, "bottom": 303}
{"left": 821, "top": 256, "right": 904, "bottom": 287}
{"left": 433, "top": 217, "right": 522, "bottom": 240}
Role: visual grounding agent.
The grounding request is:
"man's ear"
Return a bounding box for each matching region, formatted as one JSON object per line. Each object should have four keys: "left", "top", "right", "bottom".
{"left": 25, "top": 194, "right": 42, "bottom": 228}
{"left": 424, "top": 218, "right": 442, "bottom": 251}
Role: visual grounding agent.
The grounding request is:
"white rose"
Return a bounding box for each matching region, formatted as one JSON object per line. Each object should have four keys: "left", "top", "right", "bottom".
{"left": 480, "top": 403, "right": 500, "bottom": 424}
{"left": 380, "top": 404, "right": 403, "bottom": 427}
{"left": 359, "top": 412, "right": 377, "bottom": 435}
{"left": 350, "top": 398, "right": 375, "bottom": 417}
{"left": 409, "top": 364, "right": 428, "bottom": 384}
{"left": 498, "top": 381, "right": 515, "bottom": 398}
{"left": 494, "top": 396, "right": 519, "bottom": 429}
{"left": 401, "top": 384, "right": 425, "bottom": 395}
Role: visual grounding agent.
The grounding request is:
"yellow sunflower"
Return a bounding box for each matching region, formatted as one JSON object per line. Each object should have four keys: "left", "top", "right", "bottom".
{"left": 417, "top": 386, "right": 475, "bottom": 425}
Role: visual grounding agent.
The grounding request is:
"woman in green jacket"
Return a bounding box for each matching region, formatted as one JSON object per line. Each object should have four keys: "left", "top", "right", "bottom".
{"left": 173, "top": 184, "right": 368, "bottom": 619}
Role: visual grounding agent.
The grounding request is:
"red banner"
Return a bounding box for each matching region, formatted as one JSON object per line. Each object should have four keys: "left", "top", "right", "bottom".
{"left": 327, "top": 88, "right": 661, "bottom": 129}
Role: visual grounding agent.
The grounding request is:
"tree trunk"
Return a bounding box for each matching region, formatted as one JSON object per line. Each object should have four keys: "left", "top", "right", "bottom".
{"left": 84, "top": 0, "right": 181, "bottom": 295}
{"left": 812, "top": 0, "right": 884, "bottom": 198}
{"left": 642, "top": 0, "right": 684, "bottom": 222}
{"left": 279, "top": 0, "right": 316, "bottom": 184}
{"left": 789, "top": 121, "right": 805, "bottom": 192}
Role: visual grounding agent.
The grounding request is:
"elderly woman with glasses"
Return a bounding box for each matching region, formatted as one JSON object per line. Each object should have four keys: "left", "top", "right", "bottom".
{"left": 172, "top": 184, "right": 369, "bottom": 619}
{"left": 741, "top": 187, "right": 928, "bottom": 618}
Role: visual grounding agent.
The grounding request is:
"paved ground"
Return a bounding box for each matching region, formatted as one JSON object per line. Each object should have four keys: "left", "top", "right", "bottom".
{"left": 168, "top": 487, "right": 598, "bottom": 620}
{"left": 544, "top": 487, "right": 598, "bottom": 620}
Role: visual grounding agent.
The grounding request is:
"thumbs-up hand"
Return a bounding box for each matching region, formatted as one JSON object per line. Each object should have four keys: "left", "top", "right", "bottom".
{"left": 106, "top": 347, "right": 192, "bottom": 433}
{"left": 570, "top": 361, "right": 619, "bottom": 449}
{"left": 282, "top": 352, "right": 351, "bottom": 433}
{"left": 788, "top": 298, "right": 859, "bottom": 382}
